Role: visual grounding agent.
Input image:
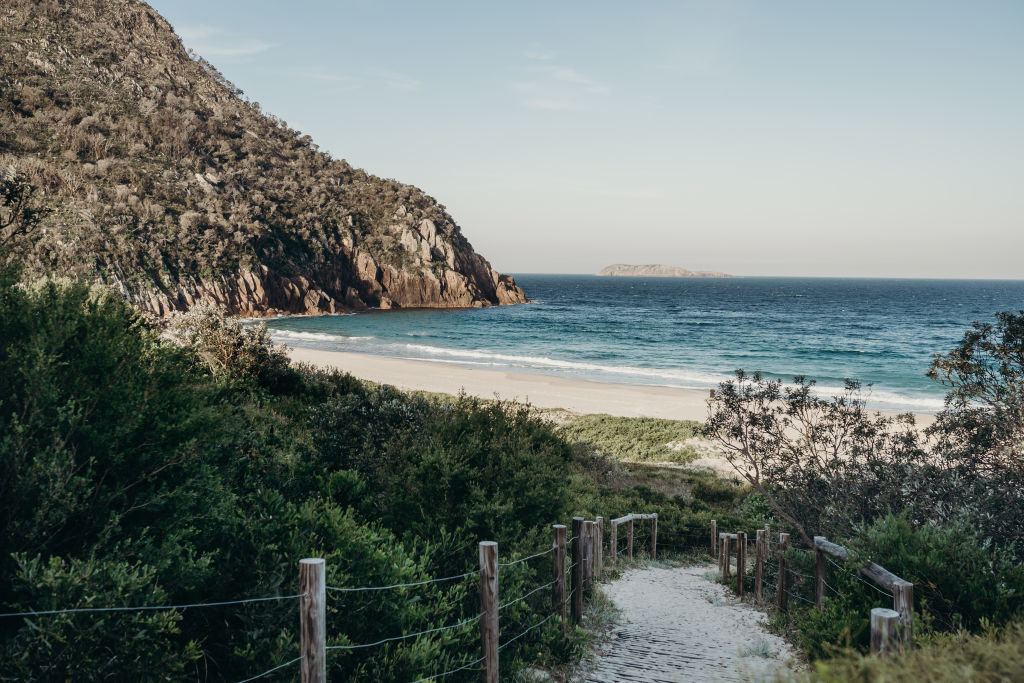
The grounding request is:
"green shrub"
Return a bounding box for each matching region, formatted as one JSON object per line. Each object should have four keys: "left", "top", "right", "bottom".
{"left": 780, "top": 514, "right": 1024, "bottom": 660}
{"left": 788, "top": 620, "right": 1024, "bottom": 682}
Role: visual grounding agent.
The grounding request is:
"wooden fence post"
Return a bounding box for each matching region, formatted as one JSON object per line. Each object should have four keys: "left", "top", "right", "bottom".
{"left": 552, "top": 524, "right": 566, "bottom": 633}
{"left": 777, "top": 533, "right": 789, "bottom": 612}
{"left": 721, "top": 534, "right": 731, "bottom": 582}
{"left": 736, "top": 532, "right": 746, "bottom": 596}
{"left": 711, "top": 519, "right": 717, "bottom": 557}
{"left": 596, "top": 516, "right": 604, "bottom": 579}
{"left": 755, "top": 529, "right": 765, "bottom": 603}
{"left": 871, "top": 608, "right": 900, "bottom": 655}
{"left": 650, "top": 513, "right": 658, "bottom": 559}
{"left": 582, "top": 520, "right": 594, "bottom": 592}
{"left": 627, "top": 516, "right": 634, "bottom": 559}
{"left": 814, "top": 536, "right": 826, "bottom": 611}
{"left": 893, "top": 580, "right": 914, "bottom": 646}
{"left": 299, "top": 558, "right": 326, "bottom": 683}
{"left": 479, "top": 541, "right": 499, "bottom": 683}
{"left": 718, "top": 533, "right": 725, "bottom": 578}
{"left": 610, "top": 520, "right": 618, "bottom": 566}
{"left": 571, "top": 517, "right": 583, "bottom": 624}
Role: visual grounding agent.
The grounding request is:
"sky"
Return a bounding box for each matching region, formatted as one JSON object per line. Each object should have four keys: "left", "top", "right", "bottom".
{"left": 151, "top": 1, "right": 1024, "bottom": 278}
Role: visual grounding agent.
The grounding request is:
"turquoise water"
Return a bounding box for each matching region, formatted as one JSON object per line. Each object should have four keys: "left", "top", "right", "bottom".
{"left": 265, "top": 276, "right": 1024, "bottom": 412}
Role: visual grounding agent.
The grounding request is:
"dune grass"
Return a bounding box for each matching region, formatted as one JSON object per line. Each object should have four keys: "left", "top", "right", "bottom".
{"left": 554, "top": 413, "right": 704, "bottom": 464}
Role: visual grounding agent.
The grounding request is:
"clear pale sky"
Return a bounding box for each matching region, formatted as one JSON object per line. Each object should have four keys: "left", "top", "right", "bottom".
{"left": 152, "top": 1, "right": 1024, "bottom": 278}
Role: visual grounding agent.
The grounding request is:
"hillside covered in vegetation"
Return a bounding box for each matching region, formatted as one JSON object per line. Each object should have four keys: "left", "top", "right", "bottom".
{"left": 0, "top": 0, "right": 526, "bottom": 316}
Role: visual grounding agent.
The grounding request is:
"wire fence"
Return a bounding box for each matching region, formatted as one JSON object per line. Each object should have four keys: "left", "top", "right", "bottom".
{"left": 2, "top": 514, "right": 667, "bottom": 681}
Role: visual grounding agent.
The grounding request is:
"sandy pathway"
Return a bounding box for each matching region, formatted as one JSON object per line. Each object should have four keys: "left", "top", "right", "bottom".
{"left": 583, "top": 565, "right": 795, "bottom": 682}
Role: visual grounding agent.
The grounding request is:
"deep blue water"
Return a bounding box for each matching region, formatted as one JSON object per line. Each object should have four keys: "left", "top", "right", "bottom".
{"left": 265, "top": 276, "right": 1024, "bottom": 412}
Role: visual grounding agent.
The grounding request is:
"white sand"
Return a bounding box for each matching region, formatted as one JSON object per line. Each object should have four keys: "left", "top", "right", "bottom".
{"left": 583, "top": 565, "right": 795, "bottom": 682}
{"left": 286, "top": 346, "right": 712, "bottom": 421}
{"left": 286, "top": 346, "right": 936, "bottom": 427}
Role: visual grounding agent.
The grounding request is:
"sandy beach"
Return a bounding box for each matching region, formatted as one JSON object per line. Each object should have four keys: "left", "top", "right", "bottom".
{"left": 286, "top": 346, "right": 713, "bottom": 421}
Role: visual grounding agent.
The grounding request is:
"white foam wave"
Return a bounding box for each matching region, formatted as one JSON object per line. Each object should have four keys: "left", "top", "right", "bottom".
{"left": 403, "top": 343, "right": 730, "bottom": 387}
{"left": 271, "top": 330, "right": 374, "bottom": 343}
{"left": 810, "top": 384, "right": 946, "bottom": 412}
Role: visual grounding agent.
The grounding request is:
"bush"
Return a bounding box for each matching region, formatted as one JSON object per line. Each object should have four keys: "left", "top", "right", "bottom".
{"left": 779, "top": 514, "right": 1024, "bottom": 660}
{"left": 0, "top": 280, "right": 584, "bottom": 679}
{"left": 788, "top": 620, "right": 1024, "bottom": 682}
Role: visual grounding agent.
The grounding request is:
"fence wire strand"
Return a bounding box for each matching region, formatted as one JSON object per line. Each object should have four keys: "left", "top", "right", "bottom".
{"left": 826, "top": 557, "right": 894, "bottom": 598}
{"left": 499, "top": 579, "right": 556, "bottom": 611}
{"left": 235, "top": 655, "right": 303, "bottom": 683}
{"left": 498, "top": 547, "right": 553, "bottom": 567}
{"left": 0, "top": 593, "right": 305, "bottom": 619}
{"left": 498, "top": 613, "right": 555, "bottom": 651}
{"left": 411, "top": 654, "right": 487, "bottom": 683}
{"left": 327, "top": 570, "right": 479, "bottom": 594}
{"left": 326, "top": 612, "right": 484, "bottom": 651}
{"left": 786, "top": 589, "right": 816, "bottom": 606}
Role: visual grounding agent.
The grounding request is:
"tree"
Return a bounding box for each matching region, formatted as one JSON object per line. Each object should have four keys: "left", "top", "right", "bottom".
{"left": 927, "top": 310, "right": 1024, "bottom": 476}
{"left": 702, "top": 372, "right": 925, "bottom": 546}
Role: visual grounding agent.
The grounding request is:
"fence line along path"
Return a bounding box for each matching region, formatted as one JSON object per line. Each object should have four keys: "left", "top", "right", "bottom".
{"left": 583, "top": 565, "right": 794, "bottom": 682}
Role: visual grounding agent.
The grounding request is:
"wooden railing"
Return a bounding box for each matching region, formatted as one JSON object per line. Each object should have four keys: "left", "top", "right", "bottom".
{"left": 713, "top": 521, "right": 913, "bottom": 654}
{"left": 609, "top": 512, "right": 658, "bottom": 564}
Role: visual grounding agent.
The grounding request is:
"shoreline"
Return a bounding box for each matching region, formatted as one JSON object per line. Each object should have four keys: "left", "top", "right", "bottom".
{"left": 285, "top": 346, "right": 938, "bottom": 426}
{"left": 286, "top": 346, "right": 713, "bottom": 420}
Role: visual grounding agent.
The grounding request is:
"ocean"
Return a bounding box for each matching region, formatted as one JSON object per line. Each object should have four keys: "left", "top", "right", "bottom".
{"left": 265, "top": 275, "right": 1024, "bottom": 412}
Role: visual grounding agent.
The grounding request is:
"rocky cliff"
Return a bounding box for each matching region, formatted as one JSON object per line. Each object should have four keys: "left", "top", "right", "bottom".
{"left": 0, "top": 0, "right": 526, "bottom": 316}
{"left": 596, "top": 264, "right": 733, "bottom": 278}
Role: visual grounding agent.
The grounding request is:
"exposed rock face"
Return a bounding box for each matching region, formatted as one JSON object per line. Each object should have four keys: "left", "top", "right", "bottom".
{"left": 128, "top": 225, "right": 527, "bottom": 317}
{"left": 596, "top": 264, "right": 733, "bottom": 278}
{"left": 0, "top": 0, "right": 527, "bottom": 317}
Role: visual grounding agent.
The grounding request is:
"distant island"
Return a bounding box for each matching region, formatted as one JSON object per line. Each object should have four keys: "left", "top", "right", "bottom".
{"left": 596, "top": 264, "right": 733, "bottom": 278}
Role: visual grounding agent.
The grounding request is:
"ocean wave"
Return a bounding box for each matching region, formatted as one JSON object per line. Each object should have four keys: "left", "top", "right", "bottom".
{"left": 270, "top": 330, "right": 374, "bottom": 343}
{"left": 403, "top": 343, "right": 731, "bottom": 387}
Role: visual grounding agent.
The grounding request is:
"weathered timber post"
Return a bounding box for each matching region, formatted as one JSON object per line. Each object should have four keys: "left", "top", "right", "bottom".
{"left": 871, "top": 608, "right": 901, "bottom": 655}
{"left": 720, "top": 532, "right": 729, "bottom": 577}
{"left": 571, "top": 517, "right": 583, "bottom": 624}
{"left": 814, "top": 536, "right": 826, "bottom": 611}
{"left": 777, "top": 533, "right": 790, "bottom": 612}
{"left": 596, "top": 516, "right": 604, "bottom": 579}
{"left": 755, "top": 529, "right": 765, "bottom": 603}
{"left": 552, "top": 524, "right": 567, "bottom": 633}
{"left": 893, "top": 580, "right": 914, "bottom": 646}
{"left": 479, "top": 541, "right": 499, "bottom": 683}
{"left": 582, "top": 520, "right": 595, "bottom": 592}
{"left": 736, "top": 531, "right": 746, "bottom": 596}
{"left": 299, "top": 558, "right": 326, "bottom": 683}
{"left": 721, "top": 534, "right": 731, "bottom": 582}
{"left": 650, "top": 513, "right": 658, "bottom": 559}
{"left": 610, "top": 520, "right": 618, "bottom": 566}
{"left": 711, "top": 519, "right": 717, "bottom": 557}
{"left": 627, "top": 516, "right": 634, "bottom": 559}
